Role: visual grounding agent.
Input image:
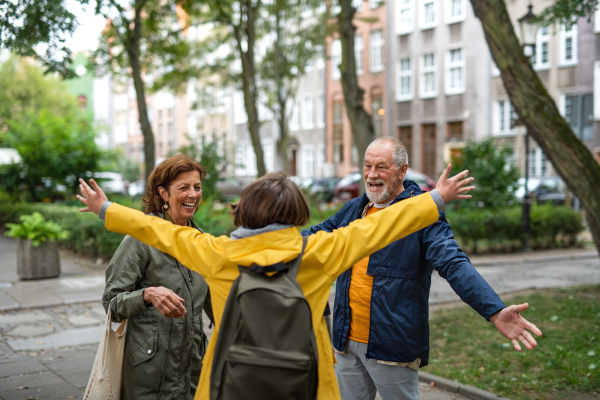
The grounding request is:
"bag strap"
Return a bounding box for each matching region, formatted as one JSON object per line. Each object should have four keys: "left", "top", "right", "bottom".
{"left": 100, "top": 298, "right": 127, "bottom": 379}
{"left": 287, "top": 236, "right": 308, "bottom": 279}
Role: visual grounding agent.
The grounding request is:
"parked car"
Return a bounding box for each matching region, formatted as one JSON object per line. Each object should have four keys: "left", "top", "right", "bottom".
{"left": 308, "top": 177, "right": 341, "bottom": 203}
{"left": 290, "top": 176, "right": 313, "bottom": 189}
{"left": 128, "top": 180, "right": 146, "bottom": 197}
{"left": 533, "top": 175, "right": 578, "bottom": 207}
{"left": 334, "top": 172, "right": 362, "bottom": 201}
{"left": 512, "top": 177, "right": 541, "bottom": 201}
{"left": 216, "top": 177, "right": 250, "bottom": 201}
{"left": 93, "top": 172, "right": 127, "bottom": 195}
{"left": 334, "top": 168, "right": 436, "bottom": 202}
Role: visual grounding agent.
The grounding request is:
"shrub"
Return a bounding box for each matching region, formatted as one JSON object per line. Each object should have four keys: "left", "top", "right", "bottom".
{"left": 5, "top": 212, "right": 69, "bottom": 246}
{"left": 446, "top": 204, "right": 584, "bottom": 253}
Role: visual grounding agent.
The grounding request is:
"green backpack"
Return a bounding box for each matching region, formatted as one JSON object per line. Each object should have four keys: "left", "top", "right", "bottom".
{"left": 210, "top": 236, "right": 318, "bottom": 400}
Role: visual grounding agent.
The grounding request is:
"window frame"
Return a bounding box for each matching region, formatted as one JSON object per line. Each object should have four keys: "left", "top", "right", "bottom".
{"left": 419, "top": 0, "right": 439, "bottom": 30}
{"left": 396, "top": 57, "right": 414, "bottom": 101}
{"left": 445, "top": 47, "right": 465, "bottom": 95}
{"left": 420, "top": 53, "right": 437, "bottom": 98}
{"left": 396, "top": 0, "right": 415, "bottom": 35}
{"left": 444, "top": 0, "right": 465, "bottom": 24}
{"left": 369, "top": 29, "right": 385, "bottom": 73}
{"left": 559, "top": 22, "right": 578, "bottom": 66}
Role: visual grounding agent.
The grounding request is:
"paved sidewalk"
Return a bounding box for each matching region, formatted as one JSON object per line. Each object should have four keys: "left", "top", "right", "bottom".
{"left": 0, "top": 234, "right": 598, "bottom": 400}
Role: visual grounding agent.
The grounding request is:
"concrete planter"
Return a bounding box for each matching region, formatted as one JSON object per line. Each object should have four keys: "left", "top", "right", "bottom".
{"left": 17, "top": 239, "right": 61, "bottom": 280}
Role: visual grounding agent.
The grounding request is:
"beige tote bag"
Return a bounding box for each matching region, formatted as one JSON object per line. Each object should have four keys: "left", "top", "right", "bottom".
{"left": 83, "top": 302, "right": 127, "bottom": 400}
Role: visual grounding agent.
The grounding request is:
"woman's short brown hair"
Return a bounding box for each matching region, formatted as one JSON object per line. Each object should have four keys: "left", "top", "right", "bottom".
{"left": 143, "top": 155, "right": 207, "bottom": 214}
{"left": 231, "top": 172, "right": 310, "bottom": 229}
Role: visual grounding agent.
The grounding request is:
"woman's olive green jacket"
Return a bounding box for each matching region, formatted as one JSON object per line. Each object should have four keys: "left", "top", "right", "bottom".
{"left": 102, "top": 214, "right": 212, "bottom": 400}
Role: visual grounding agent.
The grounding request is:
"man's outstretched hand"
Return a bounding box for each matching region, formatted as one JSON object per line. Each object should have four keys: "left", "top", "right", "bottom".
{"left": 435, "top": 164, "right": 475, "bottom": 203}
{"left": 490, "top": 303, "right": 543, "bottom": 351}
{"left": 76, "top": 178, "right": 109, "bottom": 215}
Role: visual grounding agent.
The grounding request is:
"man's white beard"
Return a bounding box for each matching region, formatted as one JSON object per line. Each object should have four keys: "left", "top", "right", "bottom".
{"left": 365, "top": 179, "right": 391, "bottom": 203}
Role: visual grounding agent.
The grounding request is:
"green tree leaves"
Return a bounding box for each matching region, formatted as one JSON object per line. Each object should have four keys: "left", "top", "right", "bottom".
{"left": 450, "top": 138, "right": 520, "bottom": 210}
{"left": 0, "top": 57, "right": 101, "bottom": 201}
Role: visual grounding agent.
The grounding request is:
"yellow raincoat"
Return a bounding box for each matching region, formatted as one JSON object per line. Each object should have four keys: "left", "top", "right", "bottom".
{"left": 103, "top": 193, "right": 439, "bottom": 399}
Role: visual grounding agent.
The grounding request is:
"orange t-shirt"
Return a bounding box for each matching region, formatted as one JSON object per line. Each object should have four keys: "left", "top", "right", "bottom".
{"left": 347, "top": 205, "right": 382, "bottom": 343}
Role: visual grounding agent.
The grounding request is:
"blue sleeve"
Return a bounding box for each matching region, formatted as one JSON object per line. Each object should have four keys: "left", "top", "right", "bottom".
{"left": 423, "top": 212, "right": 505, "bottom": 320}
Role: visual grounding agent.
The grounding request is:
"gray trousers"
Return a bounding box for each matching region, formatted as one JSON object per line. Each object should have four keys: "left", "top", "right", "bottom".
{"left": 335, "top": 339, "right": 420, "bottom": 400}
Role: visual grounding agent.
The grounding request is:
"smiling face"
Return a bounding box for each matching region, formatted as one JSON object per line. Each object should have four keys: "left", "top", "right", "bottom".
{"left": 158, "top": 170, "right": 202, "bottom": 226}
{"left": 363, "top": 141, "right": 407, "bottom": 204}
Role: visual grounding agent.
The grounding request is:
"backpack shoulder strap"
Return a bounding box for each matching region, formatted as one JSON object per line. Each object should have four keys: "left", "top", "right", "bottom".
{"left": 287, "top": 235, "right": 308, "bottom": 279}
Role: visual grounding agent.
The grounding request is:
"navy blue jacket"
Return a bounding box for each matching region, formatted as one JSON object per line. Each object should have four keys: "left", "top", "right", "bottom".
{"left": 302, "top": 180, "right": 505, "bottom": 366}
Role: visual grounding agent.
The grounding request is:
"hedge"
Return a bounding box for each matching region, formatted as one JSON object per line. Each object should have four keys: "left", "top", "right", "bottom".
{"left": 1, "top": 200, "right": 584, "bottom": 260}
{"left": 445, "top": 203, "right": 585, "bottom": 253}
{"left": 0, "top": 196, "right": 342, "bottom": 261}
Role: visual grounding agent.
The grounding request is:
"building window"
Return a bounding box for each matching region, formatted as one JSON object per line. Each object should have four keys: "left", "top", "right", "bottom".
{"left": 290, "top": 102, "right": 299, "bottom": 131}
{"left": 445, "top": 0, "right": 465, "bottom": 24}
{"left": 333, "top": 102, "right": 345, "bottom": 163}
{"left": 534, "top": 26, "right": 550, "bottom": 69}
{"left": 528, "top": 147, "right": 550, "bottom": 178}
{"left": 372, "top": 95, "right": 384, "bottom": 137}
{"left": 355, "top": 34, "right": 364, "bottom": 75}
{"left": 317, "top": 95, "right": 325, "bottom": 128}
{"left": 302, "top": 145, "right": 314, "bottom": 177}
{"left": 420, "top": 53, "right": 437, "bottom": 98}
{"left": 303, "top": 96, "right": 314, "bottom": 129}
{"left": 369, "top": 30, "right": 384, "bottom": 73}
{"left": 421, "top": 123, "right": 437, "bottom": 178}
{"left": 396, "top": 0, "right": 414, "bottom": 35}
{"left": 398, "top": 125, "right": 413, "bottom": 162}
{"left": 445, "top": 48, "right": 465, "bottom": 94}
{"left": 446, "top": 121, "right": 463, "bottom": 141}
{"left": 494, "top": 99, "right": 516, "bottom": 136}
{"left": 559, "top": 22, "right": 578, "bottom": 66}
{"left": 396, "top": 57, "right": 413, "bottom": 101}
{"left": 560, "top": 93, "right": 594, "bottom": 141}
{"left": 420, "top": 0, "right": 438, "bottom": 30}
{"left": 331, "top": 39, "right": 342, "bottom": 80}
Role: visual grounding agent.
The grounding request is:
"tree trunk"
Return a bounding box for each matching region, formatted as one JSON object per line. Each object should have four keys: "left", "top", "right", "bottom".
{"left": 236, "top": 0, "right": 266, "bottom": 177}
{"left": 339, "top": 0, "right": 375, "bottom": 191}
{"left": 470, "top": 0, "right": 600, "bottom": 255}
{"left": 126, "top": 4, "right": 155, "bottom": 181}
{"left": 275, "top": 7, "right": 290, "bottom": 174}
{"left": 277, "top": 97, "right": 290, "bottom": 173}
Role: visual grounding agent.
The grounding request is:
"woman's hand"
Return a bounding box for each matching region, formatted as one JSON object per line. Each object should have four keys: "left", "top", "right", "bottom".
{"left": 76, "top": 178, "right": 109, "bottom": 215}
{"left": 435, "top": 164, "right": 475, "bottom": 203}
{"left": 143, "top": 286, "right": 187, "bottom": 319}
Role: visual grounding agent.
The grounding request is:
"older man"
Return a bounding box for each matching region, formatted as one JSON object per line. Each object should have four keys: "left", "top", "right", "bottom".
{"left": 303, "top": 137, "right": 542, "bottom": 400}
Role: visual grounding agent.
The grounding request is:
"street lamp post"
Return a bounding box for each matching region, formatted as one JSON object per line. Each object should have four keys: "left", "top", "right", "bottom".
{"left": 517, "top": 3, "right": 540, "bottom": 252}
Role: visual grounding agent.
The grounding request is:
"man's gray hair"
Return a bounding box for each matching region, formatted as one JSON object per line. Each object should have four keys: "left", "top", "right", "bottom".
{"left": 366, "top": 137, "right": 409, "bottom": 168}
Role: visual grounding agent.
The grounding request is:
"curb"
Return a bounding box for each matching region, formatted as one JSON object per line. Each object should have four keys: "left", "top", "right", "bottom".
{"left": 419, "top": 371, "right": 511, "bottom": 400}
{"left": 472, "top": 251, "right": 598, "bottom": 267}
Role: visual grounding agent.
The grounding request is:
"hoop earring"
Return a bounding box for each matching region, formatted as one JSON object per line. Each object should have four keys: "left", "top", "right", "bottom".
{"left": 163, "top": 202, "right": 169, "bottom": 211}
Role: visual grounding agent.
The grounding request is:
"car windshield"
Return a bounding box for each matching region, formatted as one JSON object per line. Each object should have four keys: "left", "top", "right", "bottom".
{"left": 338, "top": 173, "right": 361, "bottom": 187}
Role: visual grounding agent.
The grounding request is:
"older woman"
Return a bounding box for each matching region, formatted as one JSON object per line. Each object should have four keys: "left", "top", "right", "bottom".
{"left": 102, "top": 155, "right": 212, "bottom": 400}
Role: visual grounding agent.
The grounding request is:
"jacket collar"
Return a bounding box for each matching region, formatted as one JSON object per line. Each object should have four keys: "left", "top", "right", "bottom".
{"left": 230, "top": 223, "right": 293, "bottom": 241}
{"left": 223, "top": 226, "right": 303, "bottom": 266}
